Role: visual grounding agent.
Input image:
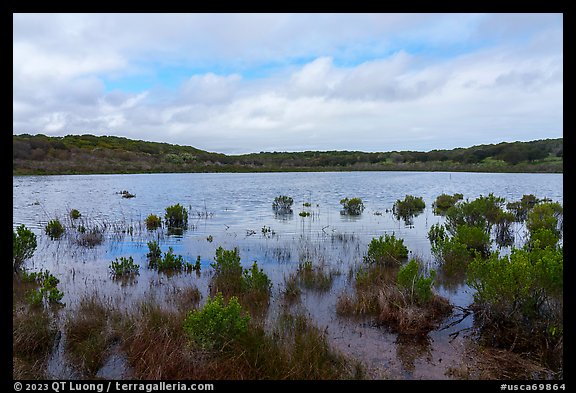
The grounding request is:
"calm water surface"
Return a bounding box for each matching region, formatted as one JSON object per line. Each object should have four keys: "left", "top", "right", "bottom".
{"left": 12, "top": 171, "right": 563, "bottom": 379}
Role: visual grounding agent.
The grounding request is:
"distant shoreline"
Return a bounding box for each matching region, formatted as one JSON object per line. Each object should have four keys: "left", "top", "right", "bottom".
{"left": 13, "top": 134, "right": 563, "bottom": 176}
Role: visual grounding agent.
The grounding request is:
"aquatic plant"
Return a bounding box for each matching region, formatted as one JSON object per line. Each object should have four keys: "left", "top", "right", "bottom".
{"left": 298, "top": 211, "right": 310, "bottom": 217}
{"left": 145, "top": 214, "right": 162, "bottom": 230}
{"left": 340, "top": 197, "right": 364, "bottom": 216}
{"left": 45, "top": 219, "right": 65, "bottom": 239}
{"left": 210, "top": 247, "right": 243, "bottom": 295}
{"left": 272, "top": 195, "right": 294, "bottom": 214}
{"left": 13, "top": 224, "right": 37, "bottom": 273}
{"left": 364, "top": 234, "right": 409, "bottom": 266}
{"left": 506, "top": 194, "right": 540, "bottom": 222}
{"left": 23, "top": 270, "right": 64, "bottom": 307}
{"left": 295, "top": 260, "right": 337, "bottom": 291}
{"left": 109, "top": 256, "right": 140, "bottom": 278}
{"left": 70, "top": 209, "right": 82, "bottom": 219}
{"left": 164, "top": 203, "right": 188, "bottom": 230}
{"left": 432, "top": 193, "right": 463, "bottom": 215}
{"left": 146, "top": 240, "right": 162, "bottom": 268}
{"left": 393, "top": 195, "right": 426, "bottom": 219}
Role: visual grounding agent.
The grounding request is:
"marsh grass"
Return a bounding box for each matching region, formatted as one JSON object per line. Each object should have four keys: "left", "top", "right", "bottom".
{"left": 65, "top": 295, "right": 120, "bottom": 376}
{"left": 118, "top": 295, "right": 363, "bottom": 380}
{"left": 295, "top": 260, "right": 338, "bottom": 292}
{"left": 337, "top": 260, "right": 451, "bottom": 334}
{"left": 12, "top": 275, "right": 57, "bottom": 379}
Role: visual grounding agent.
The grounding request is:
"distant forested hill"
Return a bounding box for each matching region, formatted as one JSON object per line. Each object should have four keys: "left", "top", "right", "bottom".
{"left": 12, "top": 134, "right": 563, "bottom": 175}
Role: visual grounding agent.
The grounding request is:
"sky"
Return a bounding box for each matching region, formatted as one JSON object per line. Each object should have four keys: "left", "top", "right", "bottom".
{"left": 13, "top": 13, "right": 563, "bottom": 154}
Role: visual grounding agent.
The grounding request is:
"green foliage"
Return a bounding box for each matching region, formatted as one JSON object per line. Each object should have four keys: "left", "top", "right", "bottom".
{"left": 183, "top": 293, "right": 250, "bottom": 350}
{"left": 298, "top": 211, "right": 310, "bottom": 217}
{"left": 164, "top": 203, "right": 188, "bottom": 230}
{"left": 272, "top": 195, "right": 294, "bottom": 214}
{"left": 146, "top": 241, "right": 191, "bottom": 272}
{"left": 144, "top": 214, "right": 162, "bottom": 230}
{"left": 158, "top": 247, "right": 186, "bottom": 271}
{"left": 506, "top": 194, "right": 540, "bottom": 222}
{"left": 70, "top": 209, "right": 81, "bottom": 219}
{"left": 433, "top": 193, "right": 463, "bottom": 215}
{"left": 13, "top": 224, "right": 37, "bottom": 272}
{"left": 397, "top": 259, "right": 436, "bottom": 304}
{"left": 393, "top": 195, "right": 426, "bottom": 219}
{"left": 211, "top": 247, "right": 244, "bottom": 295}
{"left": 445, "top": 193, "right": 505, "bottom": 236}
{"left": 452, "top": 224, "right": 491, "bottom": 258}
{"left": 364, "top": 234, "right": 408, "bottom": 266}
{"left": 45, "top": 219, "right": 65, "bottom": 239}
{"left": 526, "top": 202, "right": 563, "bottom": 239}
{"left": 109, "top": 256, "right": 140, "bottom": 277}
{"left": 340, "top": 197, "right": 365, "bottom": 216}
{"left": 24, "top": 270, "right": 64, "bottom": 307}
{"left": 146, "top": 240, "right": 162, "bottom": 268}
{"left": 242, "top": 261, "right": 272, "bottom": 295}
{"left": 467, "top": 246, "right": 563, "bottom": 320}
{"left": 527, "top": 228, "right": 560, "bottom": 250}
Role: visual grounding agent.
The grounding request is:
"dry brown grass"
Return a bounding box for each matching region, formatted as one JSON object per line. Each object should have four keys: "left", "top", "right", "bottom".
{"left": 65, "top": 295, "right": 120, "bottom": 376}
{"left": 377, "top": 285, "right": 452, "bottom": 334}
{"left": 337, "top": 264, "right": 452, "bottom": 335}
{"left": 446, "top": 340, "right": 558, "bottom": 380}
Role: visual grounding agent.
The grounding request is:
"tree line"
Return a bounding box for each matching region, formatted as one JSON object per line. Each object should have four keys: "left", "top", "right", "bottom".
{"left": 13, "top": 134, "right": 562, "bottom": 175}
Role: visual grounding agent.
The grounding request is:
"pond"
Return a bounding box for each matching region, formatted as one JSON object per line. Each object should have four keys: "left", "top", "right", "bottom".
{"left": 12, "top": 171, "right": 563, "bottom": 379}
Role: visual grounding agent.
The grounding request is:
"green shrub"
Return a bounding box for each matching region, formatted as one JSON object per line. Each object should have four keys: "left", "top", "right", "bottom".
{"left": 242, "top": 261, "right": 272, "bottom": 294}
{"left": 146, "top": 240, "right": 162, "bottom": 268}
{"left": 147, "top": 241, "right": 193, "bottom": 272}
{"left": 158, "top": 247, "right": 186, "bottom": 271}
{"left": 393, "top": 195, "right": 426, "bottom": 220}
{"left": 109, "top": 256, "right": 140, "bottom": 277}
{"left": 145, "top": 214, "right": 162, "bottom": 230}
{"left": 397, "top": 259, "right": 436, "bottom": 304}
{"left": 364, "top": 234, "right": 408, "bottom": 266}
{"left": 272, "top": 195, "right": 294, "bottom": 214}
{"left": 24, "top": 270, "right": 64, "bottom": 307}
{"left": 445, "top": 193, "right": 506, "bottom": 236}
{"left": 45, "top": 219, "right": 65, "bottom": 239}
{"left": 506, "top": 194, "right": 540, "bottom": 222}
{"left": 526, "top": 202, "right": 563, "bottom": 239}
{"left": 13, "top": 224, "right": 37, "bottom": 273}
{"left": 210, "top": 247, "right": 244, "bottom": 295}
{"left": 467, "top": 246, "right": 562, "bottom": 321}
{"left": 432, "top": 193, "right": 463, "bottom": 215}
{"left": 299, "top": 211, "right": 310, "bottom": 217}
{"left": 70, "top": 209, "right": 81, "bottom": 219}
{"left": 164, "top": 203, "right": 188, "bottom": 230}
{"left": 183, "top": 293, "right": 250, "bottom": 350}
{"left": 452, "top": 224, "right": 491, "bottom": 258}
{"left": 340, "top": 197, "right": 364, "bottom": 216}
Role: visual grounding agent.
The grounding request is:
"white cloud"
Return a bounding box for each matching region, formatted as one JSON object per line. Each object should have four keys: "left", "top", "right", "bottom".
{"left": 13, "top": 13, "right": 562, "bottom": 153}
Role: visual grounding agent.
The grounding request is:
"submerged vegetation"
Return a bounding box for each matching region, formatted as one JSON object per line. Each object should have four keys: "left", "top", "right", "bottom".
{"left": 13, "top": 134, "right": 562, "bottom": 175}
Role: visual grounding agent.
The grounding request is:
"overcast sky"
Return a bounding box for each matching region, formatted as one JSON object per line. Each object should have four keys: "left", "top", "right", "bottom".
{"left": 13, "top": 13, "right": 563, "bottom": 154}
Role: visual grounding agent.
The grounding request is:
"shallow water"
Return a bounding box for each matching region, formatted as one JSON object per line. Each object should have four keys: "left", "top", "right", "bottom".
{"left": 13, "top": 171, "right": 563, "bottom": 379}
